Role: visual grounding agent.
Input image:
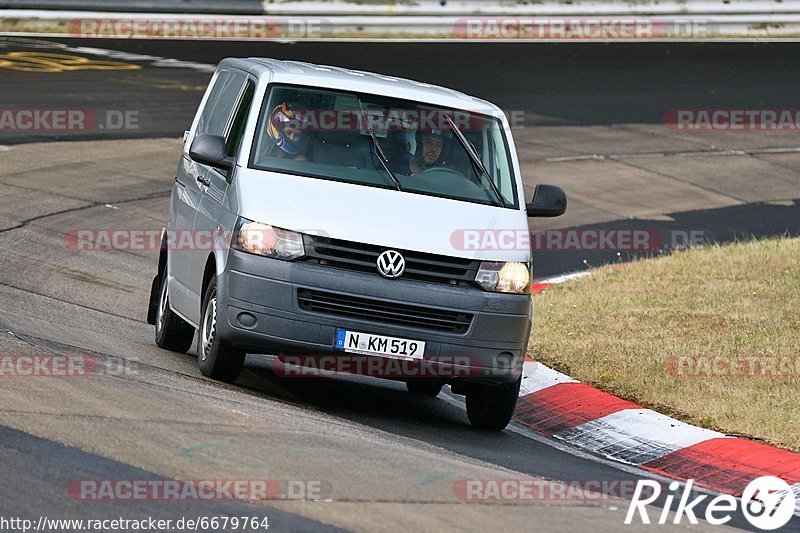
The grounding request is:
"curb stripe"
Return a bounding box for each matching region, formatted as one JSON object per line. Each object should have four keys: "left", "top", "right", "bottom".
{"left": 519, "top": 360, "right": 578, "bottom": 396}
{"left": 552, "top": 409, "right": 727, "bottom": 465}
{"left": 531, "top": 282, "right": 551, "bottom": 294}
{"left": 516, "top": 382, "right": 637, "bottom": 435}
{"left": 642, "top": 437, "right": 800, "bottom": 495}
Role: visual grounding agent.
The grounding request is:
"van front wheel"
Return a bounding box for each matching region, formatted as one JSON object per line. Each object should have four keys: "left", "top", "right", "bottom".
{"left": 197, "top": 277, "right": 245, "bottom": 383}
{"left": 465, "top": 376, "right": 521, "bottom": 430}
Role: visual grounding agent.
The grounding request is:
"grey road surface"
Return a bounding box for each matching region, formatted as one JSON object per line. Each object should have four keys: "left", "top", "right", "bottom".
{"left": 0, "top": 36, "right": 798, "bottom": 532}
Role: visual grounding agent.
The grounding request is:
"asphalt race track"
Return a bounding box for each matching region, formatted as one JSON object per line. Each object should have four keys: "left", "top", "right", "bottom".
{"left": 2, "top": 37, "right": 799, "bottom": 276}
{"left": 0, "top": 36, "right": 798, "bottom": 531}
{"left": 3, "top": 39, "right": 800, "bottom": 139}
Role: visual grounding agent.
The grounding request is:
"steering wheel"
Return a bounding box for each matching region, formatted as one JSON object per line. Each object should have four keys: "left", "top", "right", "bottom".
{"left": 413, "top": 166, "right": 467, "bottom": 179}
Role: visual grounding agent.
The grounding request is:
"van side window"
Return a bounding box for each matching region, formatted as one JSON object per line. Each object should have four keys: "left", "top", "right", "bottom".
{"left": 225, "top": 80, "right": 256, "bottom": 158}
{"left": 195, "top": 71, "right": 227, "bottom": 136}
{"left": 196, "top": 69, "right": 247, "bottom": 137}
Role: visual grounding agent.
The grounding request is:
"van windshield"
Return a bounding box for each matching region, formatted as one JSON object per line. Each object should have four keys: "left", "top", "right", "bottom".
{"left": 249, "top": 84, "right": 518, "bottom": 209}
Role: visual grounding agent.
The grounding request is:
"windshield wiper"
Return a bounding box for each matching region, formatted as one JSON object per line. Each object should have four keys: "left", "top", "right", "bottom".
{"left": 357, "top": 99, "right": 403, "bottom": 191}
{"left": 444, "top": 115, "right": 504, "bottom": 207}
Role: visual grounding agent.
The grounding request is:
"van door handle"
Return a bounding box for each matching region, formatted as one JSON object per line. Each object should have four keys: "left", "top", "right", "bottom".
{"left": 196, "top": 175, "right": 211, "bottom": 186}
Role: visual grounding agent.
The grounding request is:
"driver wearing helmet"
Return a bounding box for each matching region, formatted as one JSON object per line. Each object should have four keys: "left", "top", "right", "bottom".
{"left": 390, "top": 128, "right": 447, "bottom": 176}
{"left": 264, "top": 102, "right": 310, "bottom": 160}
{"left": 408, "top": 128, "right": 446, "bottom": 175}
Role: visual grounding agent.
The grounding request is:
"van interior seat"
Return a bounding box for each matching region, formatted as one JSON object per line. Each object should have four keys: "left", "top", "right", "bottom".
{"left": 312, "top": 114, "right": 372, "bottom": 168}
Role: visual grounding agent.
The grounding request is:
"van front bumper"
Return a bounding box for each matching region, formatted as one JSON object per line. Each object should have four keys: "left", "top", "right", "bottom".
{"left": 216, "top": 250, "right": 532, "bottom": 383}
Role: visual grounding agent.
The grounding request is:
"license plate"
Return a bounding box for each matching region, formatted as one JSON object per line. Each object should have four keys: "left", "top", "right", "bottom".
{"left": 335, "top": 329, "right": 425, "bottom": 360}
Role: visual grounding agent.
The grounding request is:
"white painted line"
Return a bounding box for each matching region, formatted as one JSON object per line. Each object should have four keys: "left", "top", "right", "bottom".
{"left": 538, "top": 271, "right": 593, "bottom": 285}
{"left": 62, "top": 44, "right": 216, "bottom": 72}
{"left": 674, "top": 149, "right": 748, "bottom": 158}
{"left": 545, "top": 146, "right": 800, "bottom": 164}
{"left": 519, "top": 360, "right": 579, "bottom": 396}
{"left": 0, "top": 146, "right": 9, "bottom": 152}
{"left": 750, "top": 146, "right": 800, "bottom": 154}
{"left": 545, "top": 154, "right": 602, "bottom": 163}
{"left": 555, "top": 408, "right": 729, "bottom": 465}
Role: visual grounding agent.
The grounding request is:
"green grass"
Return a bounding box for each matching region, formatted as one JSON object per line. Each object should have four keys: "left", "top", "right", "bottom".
{"left": 530, "top": 237, "right": 800, "bottom": 451}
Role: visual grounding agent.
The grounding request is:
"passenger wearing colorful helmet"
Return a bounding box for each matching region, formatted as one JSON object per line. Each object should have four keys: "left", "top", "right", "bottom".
{"left": 265, "top": 102, "right": 309, "bottom": 160}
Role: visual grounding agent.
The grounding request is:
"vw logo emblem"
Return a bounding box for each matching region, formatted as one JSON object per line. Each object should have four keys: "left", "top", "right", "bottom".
{"left": 377, "top": 250, "right": 406, "bottom": 279}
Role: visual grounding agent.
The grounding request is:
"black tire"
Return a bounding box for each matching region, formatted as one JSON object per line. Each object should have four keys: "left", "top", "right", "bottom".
{"left": 465, "top": 376, "right": 521, "bottom": 430}
{"left": 197, "top": 277, "right": 245, "bottom": 383}
{"left": 154, "top": 271, "right": 195, "bottom": 353}
{"left": 406, "top": 379, "right": 445, "bottom": 397}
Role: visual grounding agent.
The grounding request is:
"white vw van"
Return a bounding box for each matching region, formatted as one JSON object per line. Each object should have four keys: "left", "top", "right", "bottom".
{"left": 147, "top": 58, "right": 566, "bottom": 430}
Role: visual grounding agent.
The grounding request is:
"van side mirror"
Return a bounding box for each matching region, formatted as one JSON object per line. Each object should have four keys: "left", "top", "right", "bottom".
{"left": 526, "top": 184, "right": 567, "bottom": 217}
{"left": 189, "top": 134, "right": 234, "bottom": 171}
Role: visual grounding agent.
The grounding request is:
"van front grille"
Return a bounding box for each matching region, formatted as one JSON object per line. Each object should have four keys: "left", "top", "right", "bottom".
{"left": 302, "top": 235, "right": 480, "bottom": 286}
{"left": 297, "top": 289, "right": 473, "bottom": 334}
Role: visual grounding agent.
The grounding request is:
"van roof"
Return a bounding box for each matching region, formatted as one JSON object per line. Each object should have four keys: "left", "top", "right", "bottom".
{"left": 219, "top": 57, "right": 503, "bottom": 117}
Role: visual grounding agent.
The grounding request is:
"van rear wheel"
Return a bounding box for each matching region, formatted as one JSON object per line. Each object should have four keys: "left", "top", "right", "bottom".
{"left": 197, "top": 277, "right": 245, "bottom": 383}
{"left": 465, "top": 376, "right": 521, "bottom": 430}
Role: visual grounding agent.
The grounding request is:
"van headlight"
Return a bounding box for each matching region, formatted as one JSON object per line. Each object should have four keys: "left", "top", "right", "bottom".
{"left": 232, "top": 217, "right": 305, "bottom": 260}
{"left": 475, "top": 261, "right": 531, "bottom": 294}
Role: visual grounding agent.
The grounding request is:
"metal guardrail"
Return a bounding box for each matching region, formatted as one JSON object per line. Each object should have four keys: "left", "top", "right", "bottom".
{"left": 1, "top": 1, "right": 799, "bottom": 39}
{"left": 0, "top": 1, "right": 263, "bottom": 14}
{"left": 257, "top": 1, "right": 800, "bottom": 16}
{"left": 1, "top": 0, "right": 799, "bottom": 16}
